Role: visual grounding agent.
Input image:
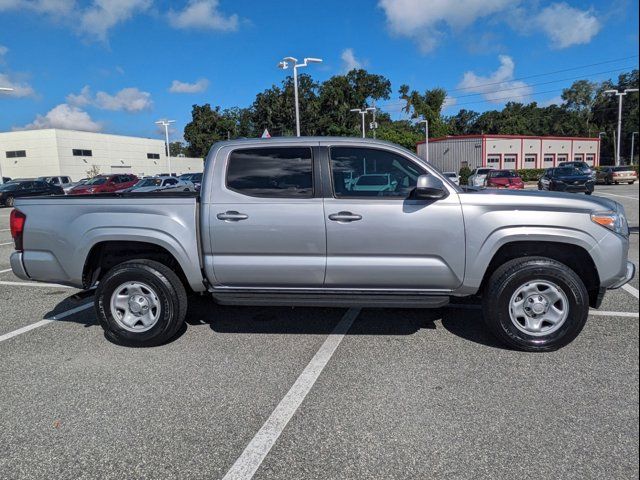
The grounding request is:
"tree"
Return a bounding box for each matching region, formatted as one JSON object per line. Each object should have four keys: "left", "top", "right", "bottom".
{"left": 169, "top": 141, "right": 187, "bottom": 157}
{"left": 183, "top": 104, "right": 254, "bottom": 157}
{"left": 398, "top": 85, "right": 450, "bottom": 138}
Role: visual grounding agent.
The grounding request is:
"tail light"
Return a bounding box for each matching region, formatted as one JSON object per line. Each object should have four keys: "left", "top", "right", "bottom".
{"left": 10, "top": 209, "right": 26, "bottom": 251}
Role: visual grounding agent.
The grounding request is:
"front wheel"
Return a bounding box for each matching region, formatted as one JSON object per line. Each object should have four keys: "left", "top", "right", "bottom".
{"left": 628, "top": 181, "right": 635, "bottom": 185}
{"left": 585, "top": 191, "right": 592, "bottom": 195}
{"left": 95, "top": 259, "right": 188, "bottom": 347}
{"left": 482, "top": 257, "right": 589, "bottom": 351}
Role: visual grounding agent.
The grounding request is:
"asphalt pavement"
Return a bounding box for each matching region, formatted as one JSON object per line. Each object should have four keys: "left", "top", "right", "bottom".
{"left": 0, "top": 183, "right": 638, "bottom": 480}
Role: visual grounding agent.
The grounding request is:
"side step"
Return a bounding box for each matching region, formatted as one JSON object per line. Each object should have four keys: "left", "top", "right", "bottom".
{"left": 211, "top": 291, "right": 450, "bottom": 308}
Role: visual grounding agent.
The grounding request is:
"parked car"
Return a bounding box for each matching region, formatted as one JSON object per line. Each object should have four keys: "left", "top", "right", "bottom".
{"left": 538, "top": 167, "right": 595, "bottom": 195}
{"left": 9, "top": 137, "right": 634, "bottom": 352}
{"left": 178, "top": 172, "right": 203, "bottom": 191}
{"left": 596, "top": 166, "right": 637, "bottom": 185}
{"left": 68, "top": 174, "right": 138, "bottom": 195}
{"left": 0, "top": 180, "right": 63, "bottom": 207}
{"left": 468, "top": 167, "right": 494, "bottom": 187}
{"left": 1, "top": 176, "right": 11, "bottom": 184}
{"left": 443, "top": 171, "right": 460, "bottom": 186}
{"left": 37, "top": 176, "right": 74, "bottom": 190}
{"left": 485, "top": 169, "right": 524, "bottom": 189}
{"left": 558, "top": 161, "right": 595, "bottom": 179}
{"left": 63, "top": 178, "right": 89, "bottom": 194}
{"left": 122, "top": 176, "right": 195, "bottom": 193}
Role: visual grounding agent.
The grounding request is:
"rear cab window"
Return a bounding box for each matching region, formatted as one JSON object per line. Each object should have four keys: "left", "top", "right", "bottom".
{"left": 226, "top": 147, "right": 313, "bottom": 198}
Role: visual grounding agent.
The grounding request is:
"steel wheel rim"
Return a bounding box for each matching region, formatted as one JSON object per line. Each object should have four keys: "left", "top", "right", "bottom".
{"left": 509, "top": 280, "right": 569, "bottom": 337}
{"left": 110, "top": 281, "right": 161, "bottom": 333}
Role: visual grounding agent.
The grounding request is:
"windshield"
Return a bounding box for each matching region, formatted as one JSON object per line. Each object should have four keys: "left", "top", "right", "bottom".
{"left": 555, "top": 167, "right": 581, "bottom": 176}
{"left": 85, "top": 177, "right": 107, "bottom": 185}
{"left": 491, "top": 170, "right": 518, "bottom": 178}
{"left": 444, "top": 173, "right": 457, "bottom": 178}
{"left": 613, "top": 166, "right": 634, "bottom": 172}
{"left": 136, "top": 178, "right": 162, "bottom": 187}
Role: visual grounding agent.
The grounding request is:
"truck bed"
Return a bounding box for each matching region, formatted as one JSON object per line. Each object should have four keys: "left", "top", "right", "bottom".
{"left": 11, "top": 194, "right": 204, "bottom": 291}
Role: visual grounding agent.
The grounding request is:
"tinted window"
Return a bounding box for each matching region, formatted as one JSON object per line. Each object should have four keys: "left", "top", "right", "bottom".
{"left": 226, "top": 147, "right": 313, "bottom": 198}
{"left": 490, "top": 170, "right": 518, "bottom": 178}
{"left": 6, "top": 150, "right": 26, "bottom": 158}
{"left": 555, "top": 167, "right": 579, "bottom": 176}
{"left": 330, "top": 147, "right": 425, "bottom": 198}
{"left": 613, "top": 166, "right": 634, "bottom": 172}
{"left": 72, "top": 149, "right": 92, "bottom": 156}
{"left": 86, "top": 177, "right": 107, "bottom": 185}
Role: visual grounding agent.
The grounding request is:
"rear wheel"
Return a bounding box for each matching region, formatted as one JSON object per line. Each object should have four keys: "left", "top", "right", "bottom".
{"left": 628, "top": 181, "right": 635, "bottom": 185}
{"left": 482, "top": 257, "right": 589, "bottom": 351}
{"left": 95, "top": 259, "right": 188, "bottom": 347}
{"left": 5, "top": 195, "right": 14, "bottom": 207}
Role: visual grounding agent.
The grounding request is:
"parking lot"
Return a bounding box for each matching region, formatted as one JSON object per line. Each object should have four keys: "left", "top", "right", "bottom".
{"left": 0, "top": 184, "right": 638, "bottom": 480}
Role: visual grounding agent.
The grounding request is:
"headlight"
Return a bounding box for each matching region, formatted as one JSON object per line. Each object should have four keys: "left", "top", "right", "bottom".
{"left": 591, "top": 210, "right": 629, "bottom": 236}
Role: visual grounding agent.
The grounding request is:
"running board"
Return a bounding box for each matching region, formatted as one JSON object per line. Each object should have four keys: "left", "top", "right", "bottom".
{"left": 211, "top": 291, "right": 450, "bottom": 308}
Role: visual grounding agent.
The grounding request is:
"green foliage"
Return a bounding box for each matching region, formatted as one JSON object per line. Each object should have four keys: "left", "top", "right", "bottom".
{"left": 458, "top": 166, "right": 472, "bottom": 185}
{"left": 517, "top": 169, "right": 545, "bottom": 182}
{"left": 169, "top": 141, "right": 186, "bottom": 157}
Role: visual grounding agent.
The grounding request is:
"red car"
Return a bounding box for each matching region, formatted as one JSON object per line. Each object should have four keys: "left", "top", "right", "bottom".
{"left": 69, "top": 174, "right": 138, "bottom": 195}
{"left": 485, "top": 169, "right": 524, "bottom": 189}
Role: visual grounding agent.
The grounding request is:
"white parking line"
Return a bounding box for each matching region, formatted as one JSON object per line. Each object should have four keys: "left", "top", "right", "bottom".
{"left": 222, "top": 307, "right": 361, "bottom": 480}
{"left": 0, "top": 302, "right": 93, "bottom": 343}
{"left": 0, "top": 241, "right": 13, "bottom": 246}
{"left": 0, "top": 280, "right": 74, "bottom": 289}
{"left": 0, "top": 268, "right": 11, "bottom": 274}
{"left": 0, "top": 228, "right": 9, "bottom": 232}
{"left": 596, "top": 192, "right": 639, "bottom": 200}
{"left": 621, "top": 283, "right": 639, "bottom": 299}
{"left": 589, "top": 310, "right": 639, "bottom": 318}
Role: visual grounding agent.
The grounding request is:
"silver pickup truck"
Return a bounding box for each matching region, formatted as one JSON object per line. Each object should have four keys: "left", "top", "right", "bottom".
{"left": 9, "top": 137, "right": 635, "bottom": 351}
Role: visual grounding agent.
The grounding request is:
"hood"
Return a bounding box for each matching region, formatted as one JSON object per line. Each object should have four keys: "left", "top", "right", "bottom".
{"left": 553, "top": 173, "right": 592, "bottom": 181}
{"left": 460, "top": 188, "right": 619, "bottom": 212}
{"left": 130, "top": 186, "right": 163, "bottom": 193}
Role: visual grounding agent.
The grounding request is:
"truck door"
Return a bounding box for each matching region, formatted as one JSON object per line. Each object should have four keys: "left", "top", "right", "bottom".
{"left": 321, "top": 144, "right": 465, "bottom": 290}
{"left": 207, "top": 145, "right": 326, "bottom": 287}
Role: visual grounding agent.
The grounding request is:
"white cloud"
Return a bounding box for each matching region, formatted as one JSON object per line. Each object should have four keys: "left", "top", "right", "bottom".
{"left": 0, "top": 0, "right": 75, "bottom": 16}
{"left": 79, "top": 0, "right": 152, "bottom": 42}
{"left": 95, "top": 87, "right": 152, "bottom": 111}
{"left": 169, "top": 78, "right": 210, "bottom": 94}
{"left": 443, "top": 96, "right": 457, "bottom": 110}
{"left": 457, "top": 55, "right": 532, "bottom": 104}
{"left": 20, "top": 103, "right": 102, "bottom": 131}
{"left": 0, "top": 44, "right": 8, "bottom": 57}
{"left": 378, "top": 0, "right": 516, "bottom": 52}
{"left": 168, "top": 0, "right": 239, "bottom": 31}
{"left": 539, "top": 95, "right": 565, "bottom": 107}
{"left": 341, "top": 48, "right": 362, "bottom": 73}
{"left": 0, "top": 73, "right": 36, "bottom": 97}
{"left": 534, "top": 3, "right": 601, "bottom": 49}
{"left": 66, "top": 85, "right": 152, "bottom": 112}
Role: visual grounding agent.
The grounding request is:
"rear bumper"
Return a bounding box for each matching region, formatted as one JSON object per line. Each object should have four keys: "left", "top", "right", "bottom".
{"left": 9, "top": 251, "right": 30, "bottom": 281}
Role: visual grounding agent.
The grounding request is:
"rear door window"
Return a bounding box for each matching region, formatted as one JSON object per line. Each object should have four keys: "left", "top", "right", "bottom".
{"left": 226, "top": 147, "right": 313, "bottom": 198}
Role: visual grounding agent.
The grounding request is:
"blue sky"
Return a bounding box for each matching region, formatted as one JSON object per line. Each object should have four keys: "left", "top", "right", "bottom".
{"left": 0, "top": 0, "right": 638, "bottom": 140}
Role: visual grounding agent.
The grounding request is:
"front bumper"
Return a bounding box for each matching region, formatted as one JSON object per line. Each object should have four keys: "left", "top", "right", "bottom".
{"left": 609, "top": 261, "right": 636, "bottom": 289}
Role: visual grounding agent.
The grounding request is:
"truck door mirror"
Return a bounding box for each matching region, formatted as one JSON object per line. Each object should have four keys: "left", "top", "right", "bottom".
{"left": 413, "top": 174, "right": 448, "bottom": 200}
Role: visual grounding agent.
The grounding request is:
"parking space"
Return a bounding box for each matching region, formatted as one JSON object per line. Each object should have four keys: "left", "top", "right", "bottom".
{"left": 0, "top": 183, "right": 638, "bottom": 479}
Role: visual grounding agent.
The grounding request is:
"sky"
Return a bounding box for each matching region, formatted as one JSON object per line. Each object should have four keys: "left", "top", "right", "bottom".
{"left": 0, "top": 0, "right": 638, "bottom": 141}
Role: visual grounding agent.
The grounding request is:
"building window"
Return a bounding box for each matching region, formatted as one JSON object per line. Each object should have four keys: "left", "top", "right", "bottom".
{"left": 543, "top": 154, "right": 555, "bottom": 167}
{"left": 72, "top": 149, "right": 92, "bottom": 157}
{"left": 556, "top": 154, "right": 568, "bottom": 164}
{"left": 6, "top": 150, "right": 26, "bottom": 158}
{"left": 147, "top": 153, "right": 160, "bottom": 159}
{"left": 487, "top": 154, "right": 500, "bottom": 167}
{"left": 573, "top": 153, "right": 584, "bottom": 162}
{"left": 524, "top": 154, "right": 537, "bottom": 168}
{"left": 585, "top": 154, "right": 595, "bottom": 166}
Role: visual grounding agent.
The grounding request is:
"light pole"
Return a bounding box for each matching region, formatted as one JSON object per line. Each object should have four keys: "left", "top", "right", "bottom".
{"left": 420, "top": 120, "right": 429, "bottom": 162}
{"left": 155, "top": 119, "right": 175, "bottom": 175}
{"left": 0, "top": 88, "right": 14, "bottom": 183}
{"left": 277, "top": 56, "right": 323, "bottom": 137}
{"left": 350, "top": 109, "right": 367, "bottom": 138}
{"left": 631, "top": 132, "right": 639, "bottom": 165}
{"left": 598, "top": 132, "right": 606, "bottom": 166}
{"left": 604, "top": 88, "right": 639, "bottom": 166}
{"left": 367, "top": 106, "right": 377, "bottom": 139}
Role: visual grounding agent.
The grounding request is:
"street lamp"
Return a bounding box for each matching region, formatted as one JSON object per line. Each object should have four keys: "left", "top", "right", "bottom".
{"left": 631, "top": 132, "right": 639, "bottom": 165}
{"left": 155, "top": 119, "right": 175, "bottom": 175}
{"left": 604, "top": 88, "right": 639, "bottom": 166}
{"left": 420, "top": 120, "right": 429, "bottom": 162}
{"left": 277, "top": 56, "right": 323, "bottom": 137}
{"left": 350, "top": 107, "right": 376, "bottom": 138}
{"left": 598, "top": 132, "right": 606, "bottom": 166}
{"left": 350, "top": 108, "right": 367, "bottom": 138}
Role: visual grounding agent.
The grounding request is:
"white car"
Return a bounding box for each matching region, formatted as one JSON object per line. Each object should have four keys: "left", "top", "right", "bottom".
{"left": 468, "top": 168, "right": 495, "bottom": 187}
{"left": 124, "top": 176, "right": 195, "bottom": 193}
{"left": 37, "top": 175, "right": 74, "bottom": 191}
{"left": 443, "top": 171, "right": 460, "bottom": 186}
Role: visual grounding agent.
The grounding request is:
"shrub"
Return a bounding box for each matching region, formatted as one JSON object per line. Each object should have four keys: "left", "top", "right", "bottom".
{"left": 458, "top": 166, "right": 472, "bottom": 185}
{"left": 517, "top": 168, "right": 545, "bottom": 182}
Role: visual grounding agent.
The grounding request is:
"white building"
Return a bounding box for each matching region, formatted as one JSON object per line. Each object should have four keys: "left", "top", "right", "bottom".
{"left": 0, "top": 129, "right": 203, "bottom": 181}
{"left": 417, "top": 135, "right": 601, "bottom": 173}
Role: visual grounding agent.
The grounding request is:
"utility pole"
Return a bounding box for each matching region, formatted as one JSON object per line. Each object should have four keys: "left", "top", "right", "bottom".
{"left": 420, "top": 119, "right": 429, "bottom": 162}
{"left": 368, "top": 105, "right": 378, "bottom": 139}
{"left": 278, "top": 57, "right": 323, "bottom": 137}
{"left": 0, "top": 88, "right": 12, "bottom": 183}
{"left": 350, "top": 107, "right": 377, "bottom": 138}
{"left": 155, "top": 119, "right": 175, "bottom": 175}
{"left": 351, "top": 109, "right": 367, "bottom": 138}
{"left": 598, "top": 132, "right": 606, "bottom": 166}
{"left": 631, "top": 132, "right": 639, "bottom": 165}
{"left": 604, "top": 88, "right": 639, "bottom": 166}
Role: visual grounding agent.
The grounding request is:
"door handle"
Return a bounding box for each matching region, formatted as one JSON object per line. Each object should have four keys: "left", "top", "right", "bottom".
{"left": 328, "top": 211, "right": 362, "bottom": 222}
{"left": 217, "top": 211, "right": 249, "bottom": 222}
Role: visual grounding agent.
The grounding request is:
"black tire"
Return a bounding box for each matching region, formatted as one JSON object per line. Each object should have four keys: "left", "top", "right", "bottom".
{"left": 482, "top": 257, "right": 589, "bottom": 352}
{"left": 95, "top": 259, "right": 188, "bottom": 347}
{"left": 628, "top": 181, "right": 635, "bottom": 185}
{"left": 585, "top": 191, "right": 592, "bottom": 195}
{"left": 5, "top": 195, "right": 14, "bottom": 207}
{"left": 605, "top": 178, "right": 611, "bottom": 185}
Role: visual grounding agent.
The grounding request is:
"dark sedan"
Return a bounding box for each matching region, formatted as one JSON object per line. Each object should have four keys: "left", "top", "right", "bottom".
{"left": 538, "top": 167, "right": 595, "bottom": 195}
{"left": 0, "top": 180, "right": 64, "bottom": 207}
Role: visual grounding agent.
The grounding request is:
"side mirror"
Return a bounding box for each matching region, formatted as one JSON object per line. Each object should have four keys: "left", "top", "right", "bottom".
{"left": 413, "top": 174, "right": 448, "bottom": 200}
